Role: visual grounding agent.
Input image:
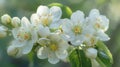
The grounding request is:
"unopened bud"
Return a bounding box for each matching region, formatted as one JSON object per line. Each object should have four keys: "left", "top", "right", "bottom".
{"left": 1, "top": 14, "right": 11, "bottom": 25}
{"left": 0, "top": 26, "right": 7, "bottom": 38}
{"left": 85, "top": 48, "right": 97, "bottom": 59}
{"left": 7, "top": 45, "right": 18, "bottom": 56}
{"left": 30, "top": 13, "right": 40, "bottom": 25}
{"left": 11, "top": 17, "right": 20, "bottom": 27}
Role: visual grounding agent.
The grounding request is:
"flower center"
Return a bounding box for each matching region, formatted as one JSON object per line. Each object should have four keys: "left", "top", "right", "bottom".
{"left": 95, "top": 22, "right": 101, "bottom": 29}
{"left": 90, "top": 37, "right": 96, "bottom": 45}
{"left": 17, "top": 29, "right": 31, "bottom": 40}
{"left": 50, "top": 44, "right": 58, "bottom": 51}
{"left": 41, "top": 15, "right": 52, "bottom": 26}
{"left": 73, "top": 26, "right": 82, "bottom": 34}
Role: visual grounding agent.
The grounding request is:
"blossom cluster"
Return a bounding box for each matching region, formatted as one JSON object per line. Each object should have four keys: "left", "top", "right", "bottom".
{"left": 0, "top": 5, "right": 110, "bottom": 65}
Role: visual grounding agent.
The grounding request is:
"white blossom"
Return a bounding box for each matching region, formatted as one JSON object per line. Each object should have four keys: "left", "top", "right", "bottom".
{"left": 87, "top": 9, "right": 110, "bottom": 41}
{"left": 36, "top": 5, "right": 62, "bottom": 28}
{"left": 61, "top": 10, "right": 86, "bottom": 46}
{"left": 37, "top": 33, "right": 69, "bottom": 64}
{"left": 7, "top": 17, "right": 38, "bottom": 57}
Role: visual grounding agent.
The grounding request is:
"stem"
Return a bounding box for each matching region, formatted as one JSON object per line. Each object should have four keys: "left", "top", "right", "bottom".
{"left": 76, "top": 48, "right": 82, "bottom": 67}
{"left": 28, "top": 51, "right": 34, "bottom": 67}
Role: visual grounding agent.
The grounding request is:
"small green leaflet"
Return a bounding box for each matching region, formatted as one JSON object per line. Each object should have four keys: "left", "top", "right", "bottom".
{"left": 69, "top": 48, "right": 92, "bottom": 67}
{"left": 96, "top": 41, "right": 113, "bottom": 67}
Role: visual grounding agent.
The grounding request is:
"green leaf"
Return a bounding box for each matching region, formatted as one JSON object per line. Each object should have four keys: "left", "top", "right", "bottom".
{"left": 69, "top": 48, "right": 92, "bottom": 67}
{"left": 48, "top": 3, "right": 72, "bottom": 18}
{"left": 96, "top": 41, "right": 113, "bottom": 67}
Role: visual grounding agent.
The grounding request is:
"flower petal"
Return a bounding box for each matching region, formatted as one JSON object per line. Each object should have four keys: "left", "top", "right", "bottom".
{"left": 37, "top": 47, "right": 48, "bottom": 59}
{"left": 22, "top": 41, "right": 34, "bottom": 54}
{"left": 97, "top": 31, "right": 110, "bottom": 41}
{"left": 71, "top": 10, "right": 84, "bottom": 24}
{"left": 48, "top": 51, "right": 59, "bottom": 64}
{"left": 89, "top": 9, "right": 100, "bottom": 18}
{"left": 56, "top": 50, "right": 68, "bottom": 59}
{"left": 38, "top": 24, "right": 50, "bottom": 37}
{"left": 21, "top": 17, "right": 31, "bottom": 28}
{"left": 50, "top": 6, "right": 62, "bottom": 21}
{"left": 37, "top": 5, "right": 49, "bottom": 16}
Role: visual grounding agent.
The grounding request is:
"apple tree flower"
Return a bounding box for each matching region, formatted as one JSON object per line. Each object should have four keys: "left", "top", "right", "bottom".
{"left": 86, "top": 9, "right": 110, "bottom": 41}
{"left": 31, "top": 5, "right": 62, "bottom": 28}
{"left": 61, "top": 10, "right": 86, "bottom": 46}
{"left": 37, "top": 33, "right": 69, "bottom": 64}
{"left": 7, "top": 17, "right": 38, "bottom": 57}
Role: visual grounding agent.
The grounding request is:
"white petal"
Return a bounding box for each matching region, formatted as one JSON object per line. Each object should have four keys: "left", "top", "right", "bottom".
{"left": 62, "top": 19, "right": 73, "bottom": 34}
{"left": 37, "top": 5, "right": 49, "bottom": 16}
{"left": 58, "top": 41, "right": 69, "bottom": 50}
{"left": 11, "top": 40, "right": 27, "bottom": 47}
{"left": 49, "top": 19, "right": 62, "bottom": 29}
{"left": 31, "top": 30, "right": 38, "bottom": 43}
{"left": 89, "top": 9, "right": 100, "bottom": 18}
{"left": 37, "top": 47, "right": 48, "bottom": 59}
{"left": 37, "top": 38, "right": 50, "bottom": 46}
{"left": 71, "top": 39, "right": 83, "bottom": 46}
{"left": 38, "top": 24, "right": 50, "bottom": 37}
{"left": 22, "top": 41, "right": 34, "bottom": 54}
{"left": 21, "top": 17, "right": 30, "bottom": 28}
{"left": 48, "top": 51, "right": 59, "bottom": 64}
{"left": 71, "top": 10, "right": 84, "bottom": 24}
{"left": 56, "top": 50, "right": 68, "bottom": 59}
{"left": 50, "top": 6, "right": 62, "bottom": 21}
{"left": 12, "top": 28, "right": 19, "bottom": 39}
{"left": 97, "top": 31, "right": 110, "bottom": 41}
{"left": 99, "top": 15, "right": 109, "bottom": 31}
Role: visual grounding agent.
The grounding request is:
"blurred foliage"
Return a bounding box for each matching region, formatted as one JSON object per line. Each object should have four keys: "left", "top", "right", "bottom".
{"left": 0, "top": 0, "right": 120, "bottom": 67}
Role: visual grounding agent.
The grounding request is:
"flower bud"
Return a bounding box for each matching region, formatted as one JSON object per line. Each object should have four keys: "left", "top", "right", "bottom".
{"left": 85, "top": 48, "right": 97, "bottom": 59}
{"left": 11, "top": 17, "right": 20, "bottom": 27}
{"left": 30, "top": 13, "right": 40, "bottom": 25}
{"left": 1, "top": 14, "right": 11, "bottom": 25}
{"left": 0, "top": 26, "right": 7, "bottom": 38}
{"left": 7, "top": 45, "right": 18, "bottom": 56}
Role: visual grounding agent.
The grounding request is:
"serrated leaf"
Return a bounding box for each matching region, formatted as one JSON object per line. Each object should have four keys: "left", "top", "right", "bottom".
{"left": 96, "top": 41, "right": 113, "bottom": 67}
{"left": 69, "top": 49, "right": 92, "bottom": 67}
{"left": 48, "top": 3, "right": 72, "bottom": 18}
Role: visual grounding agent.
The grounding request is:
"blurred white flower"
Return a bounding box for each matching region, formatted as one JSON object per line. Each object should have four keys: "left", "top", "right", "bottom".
{"left": 61, "top": 10, "right": 86, "bottom": 46}
{"left": 1, "top": 14, "right": 11, "bottom": 25}
{"left": 0, "top": 26, "right": 7, "bottom": 38}
{"left": 37, "top": 33, "right": 69, "bottom": 64}
{"left": 7, "top": 17, "right": 38, "bottom": 57}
